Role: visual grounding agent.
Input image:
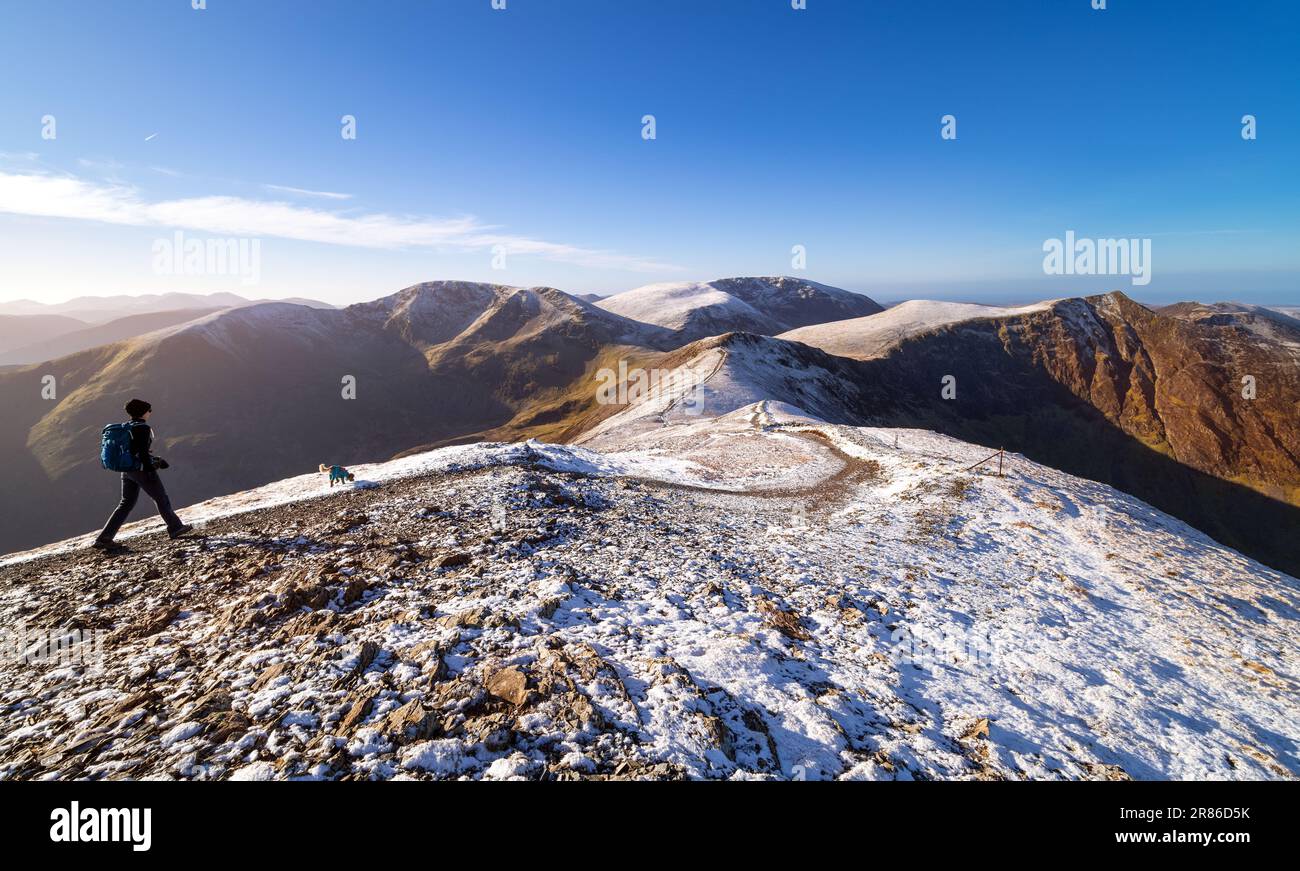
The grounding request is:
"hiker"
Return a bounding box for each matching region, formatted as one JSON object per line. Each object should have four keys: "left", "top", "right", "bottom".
{"left": 93, "top": 398, "right": 193, "bottom": 551}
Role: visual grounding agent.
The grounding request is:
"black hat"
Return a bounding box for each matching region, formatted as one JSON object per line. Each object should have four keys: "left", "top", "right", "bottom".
{"left": 124, "top": 398, "right": 152, "bottom": 418}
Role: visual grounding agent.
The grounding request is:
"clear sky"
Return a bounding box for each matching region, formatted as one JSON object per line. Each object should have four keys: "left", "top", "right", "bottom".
{"left": 1, "top": 0, "right": 1296, "bottom": 307}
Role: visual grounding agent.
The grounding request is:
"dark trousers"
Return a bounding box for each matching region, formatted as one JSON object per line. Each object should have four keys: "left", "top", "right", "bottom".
{"left": 98, "top": 468, "right": 184, "bottom": 542}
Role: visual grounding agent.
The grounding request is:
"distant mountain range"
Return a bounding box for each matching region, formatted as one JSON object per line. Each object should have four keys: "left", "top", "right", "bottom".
{"left": 0, "top": 308, "right": 226, "bottom": 366}
{"left": 0, "top": 314, "right": 89, "bottom": 360}
{"left": 0, "top": 291, "right": 335, "bottom": 324}
{"left": 1, "top": 279, "right": 1297, "bottom": 578}
{"left": 0, "top": 292, "right": 337, "bottom": 365}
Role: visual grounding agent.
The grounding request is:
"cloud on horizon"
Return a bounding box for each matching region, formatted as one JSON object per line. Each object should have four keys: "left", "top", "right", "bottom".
{"left": 0, "top": 170, "right": 680, "bottom": 273}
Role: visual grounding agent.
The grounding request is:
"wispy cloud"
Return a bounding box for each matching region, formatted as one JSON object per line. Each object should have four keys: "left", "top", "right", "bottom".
{"left": 1141, "top": 229, "right": 1262, "bottom": 237}
{"left": 0, "top": 170, "right": 680, "bottom": 273}
{"left": 262, "top": 183, "right": 353, "bottom": 201}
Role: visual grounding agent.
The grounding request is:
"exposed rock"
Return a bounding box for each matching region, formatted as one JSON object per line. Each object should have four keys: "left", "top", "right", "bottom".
{"left": 334, "top": 641, "right": 381, "bottom": 689}
{"left": 960, "top": 717, "right": 990, "bottom": 742}
{"left": 252, "top": 662, "right": 290, "bottom": 691}
{"left": 205, "top": 709, "right": 253, "bottom": 743}
{"left": 191, "top": 691, "right": 232, "bottom": 717}
{"left": 339, "top": 692, "right": 377, "bottom": 732}
{"left": 486, "top": 665, "right": 530, "bottom": 707}
{"left": 436, "top": 607, "right": 488, "bottom": 629}
{"left": 755, "top": 598, "right": 811, "bottom": 641}
{"left": 113, "top": 603, "right": 180, "bottom": 642}
{"left": 1081, "top": 762, "right": 1133, "bottom": 781}
{"left": 341, "top": 578, "right": 370, "bottom": 606}
{"left": 606, "top": 759, "right": 688, "bottom": 781}
{"left": 437, "top": 552, "right": 472, "bottom": 569}
{"left": 381, "top": 700, "right": 440, "bottom": 744}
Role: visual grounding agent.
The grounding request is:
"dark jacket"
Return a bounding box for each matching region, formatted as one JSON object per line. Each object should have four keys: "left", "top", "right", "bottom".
{"left": 127, "top": 418, "right": 156, "bottom": 471}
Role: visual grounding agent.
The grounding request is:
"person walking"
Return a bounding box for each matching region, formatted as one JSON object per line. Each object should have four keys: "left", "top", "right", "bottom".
{"left": 93, "top": 398, "right": 193, "bottom": 551}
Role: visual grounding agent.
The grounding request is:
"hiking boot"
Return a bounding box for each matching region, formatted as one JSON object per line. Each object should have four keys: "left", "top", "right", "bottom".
{"left": 169, "top": 524, "right": 195, "bottom": 540}
{"left": 92, "top": 538, "right": 128, "bottom": 553}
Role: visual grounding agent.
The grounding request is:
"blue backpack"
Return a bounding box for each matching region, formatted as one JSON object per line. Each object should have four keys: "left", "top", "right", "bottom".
{"left": 100, "top": 422, "right": 143, "bottom": 472}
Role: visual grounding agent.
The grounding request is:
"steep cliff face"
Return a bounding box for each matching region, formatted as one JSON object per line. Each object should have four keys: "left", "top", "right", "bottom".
{"left": 1158, "top": 301, "right": 1300, "bottom": 349}
{"left": 994, "top": 293, "right": 1300, "bottom": 504}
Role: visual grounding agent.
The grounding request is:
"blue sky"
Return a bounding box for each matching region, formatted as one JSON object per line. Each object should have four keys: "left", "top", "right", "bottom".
{"left": 1, "top": 0, "right": 1296, "bottom": 306}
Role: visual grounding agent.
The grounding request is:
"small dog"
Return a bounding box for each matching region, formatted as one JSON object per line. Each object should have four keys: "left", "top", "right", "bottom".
{"left": 319, "top": 463, "right": 356, "bottom": 486}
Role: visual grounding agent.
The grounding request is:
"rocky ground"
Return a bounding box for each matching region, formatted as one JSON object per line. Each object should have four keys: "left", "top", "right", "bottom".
{"left": 0, "top": 409, "right": 1296, "bottom": 780}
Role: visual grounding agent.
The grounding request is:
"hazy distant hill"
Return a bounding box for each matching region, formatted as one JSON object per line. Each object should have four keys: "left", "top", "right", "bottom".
{"left": 0, "top": 291, "right": 335, "bottom": 324}
{"left": 0, "top": 308, "right": 224, "bottom": 365}
{"left": 0, "top": 313, "right": 88, "bottom": 356}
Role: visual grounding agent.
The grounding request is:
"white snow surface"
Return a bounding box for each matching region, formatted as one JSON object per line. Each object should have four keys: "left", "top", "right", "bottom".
{"left": 780, "top": 299, "right": 1055, "bottom": 359}
{"left": 578, "top": 336, "right": 862, "bottom": 445}
{"left": 581, "top": 404, "right": 1298, "bottom": 779}
{"left": 596, "top": 281, "right": 782, "bottom": 334}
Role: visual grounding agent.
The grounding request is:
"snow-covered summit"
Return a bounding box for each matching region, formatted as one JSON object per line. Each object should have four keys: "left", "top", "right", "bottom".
{"left": 779, "top": 298, "right": 1056, "bottom": 360}
{"left": 597, "top": 276, "right": 881, "bottom": 341}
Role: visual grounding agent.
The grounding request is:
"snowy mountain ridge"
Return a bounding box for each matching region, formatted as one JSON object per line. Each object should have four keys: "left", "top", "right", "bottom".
{"left": 2, "top": 401, "right": 1294, "bottom": 780}
{"left": 779, "top": 298, "right": 1056, "bottom": 360}
{"left": 597, "top": 276, "right": 882, "bottom": 341}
